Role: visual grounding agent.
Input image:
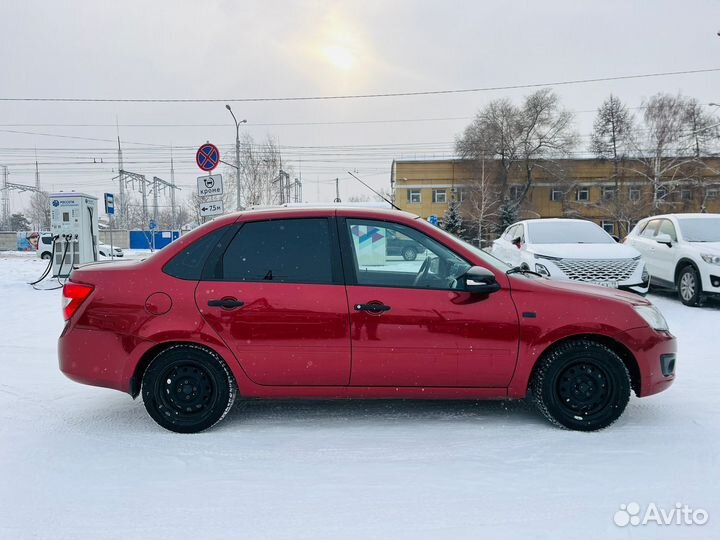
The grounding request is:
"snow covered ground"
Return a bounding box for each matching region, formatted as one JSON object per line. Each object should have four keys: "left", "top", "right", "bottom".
{"left": 0, "top": 252, "right": 718, "bottom": 540}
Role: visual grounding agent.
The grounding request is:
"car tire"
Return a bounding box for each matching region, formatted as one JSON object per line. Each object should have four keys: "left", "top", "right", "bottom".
{"left": 142, "top": 344, "right": 237, "bottom": 433}
{"left": 402, "top": 246, "right": 418, "bottom": 261}
{"left": 531, "top": 339, "right": 630, "bottom": 431}
{"left": 40, "top": 252, "right": 51, "bottom": 260}
{"left": 677, "top": 265, "right": 703, "bottom": 307}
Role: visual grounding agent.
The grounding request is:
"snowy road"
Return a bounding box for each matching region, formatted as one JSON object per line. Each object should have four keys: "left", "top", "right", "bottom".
{"left": 0, "top": 253, "right": 718, "bottom": 539}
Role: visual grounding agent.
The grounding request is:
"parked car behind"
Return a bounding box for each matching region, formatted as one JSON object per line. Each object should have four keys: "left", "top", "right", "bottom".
{"left": 624, "top": 213, "right": 720, "bottom": 306}
{"left": 492, "top": 218, "right": 649, "bottom": 294}
{"left": 98, "top": 243, "right": 124, "bottom": 258}
{"left": 59, "top": 207, "right": 675, "bottom": 433}
{"left": 385, "top": 228, "right": 425, "bottom": 260}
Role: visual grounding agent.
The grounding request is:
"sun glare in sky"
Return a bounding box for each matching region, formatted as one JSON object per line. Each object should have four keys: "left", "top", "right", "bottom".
{"left": 322, "top": 44, "right": 356, "bottom": 71}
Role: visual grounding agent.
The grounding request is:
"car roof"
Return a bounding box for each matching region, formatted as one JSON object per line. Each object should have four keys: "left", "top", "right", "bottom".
{"left": 233, "top": 205, "right": 420, "bottom": 221}
{"left": 515, "top": 218, "right": 596, "bottom": 226}
{"left": 641, "top": 213, "right": 720, "bottom": 220}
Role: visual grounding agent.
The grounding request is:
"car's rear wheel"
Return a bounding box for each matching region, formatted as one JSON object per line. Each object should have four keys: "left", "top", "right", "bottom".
{"left": 142, "top": 345, "right": 236, "bottom": 433}
{"left": 677, "top": 265, "right": 703, "bottom": 307}
{"left": 40, "top": 252, "right": 51, "bottom": 260}
{"left": 402, "top": 246, "right": 418, "bottom": 261}
{"left": 531, "top": 339, "right": 630, "bottom": 431}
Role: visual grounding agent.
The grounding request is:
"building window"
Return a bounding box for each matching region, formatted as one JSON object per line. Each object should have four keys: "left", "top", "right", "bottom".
{"left": 707, "top": 188, "right": 719, "bottom": 199}
{"left": 509, "top": 185, "right": 523, "bottom": 200}
{"left": 457, "top": 188, "right": 468, "bottom": 202}
{"left": 601, "top": 220, "right": 615, "bottom": 235}
{"left": 407, "top": 190, "right": 421, "bottom": 204}
{"left": 550, "top": 188, "right": 564, "bottom": 201}
{"left": 576, "top": 187, "right": 590, "bottom": 202}
{"left": 681, "top": 188, "right": 693, "bottom": 201}
{"left": 432, "top": 189, "right": 447, "bottom": 204}
{"left": 602, "top": 186, "right": 616, "bottom": 201}
{"left": 629, "top": 187, "right": 641, "bottom": 202}
{"left": 656, "top": 186, "right": 669, "bottom": 201}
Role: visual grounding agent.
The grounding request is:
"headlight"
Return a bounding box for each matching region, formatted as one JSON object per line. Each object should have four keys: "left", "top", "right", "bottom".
{"left": 535, "top": 263, "right": 550, "bottom": 276}
{"left": 634, "top": 305, "right": 669, "bottom": 332}
{"left": 701, "top": 253, "right": 720, "bottom": 265}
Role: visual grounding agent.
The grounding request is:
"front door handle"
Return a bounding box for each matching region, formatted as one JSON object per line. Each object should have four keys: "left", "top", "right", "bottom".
{"left": 354, "top": 303, "right": 391, "bottom": 313}
{"left": 208, "top": 298, "right": 245, "bottom": 309}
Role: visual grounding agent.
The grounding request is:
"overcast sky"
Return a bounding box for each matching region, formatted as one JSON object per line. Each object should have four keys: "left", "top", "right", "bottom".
{"left": 1, "top": 0, "right": 719, "bottom": 214}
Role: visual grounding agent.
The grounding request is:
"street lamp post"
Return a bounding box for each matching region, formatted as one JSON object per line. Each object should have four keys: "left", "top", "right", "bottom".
{"left": 225, "top": 104, "right": 246, "bottom": 210}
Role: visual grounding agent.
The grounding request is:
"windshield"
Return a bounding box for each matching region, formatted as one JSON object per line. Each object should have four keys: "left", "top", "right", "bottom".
{"left": 677, "top": 217, "right": 720, "bottom": 242}
{"left": 430, "top": 224, "right": 512, "bottom": 270}
{"left": 527, "top": 220, "right": 615, "bottom": 244}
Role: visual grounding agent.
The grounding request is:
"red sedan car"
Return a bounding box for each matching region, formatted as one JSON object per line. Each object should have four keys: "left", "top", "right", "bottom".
{"left": 59, "top": 207, "right": 676, "bottom": 432}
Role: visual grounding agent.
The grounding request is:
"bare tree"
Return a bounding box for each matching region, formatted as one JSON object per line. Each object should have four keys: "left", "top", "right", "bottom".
{"left": 456, "top": 89, "right": 577, "bottom": 230}
{"left": 230, "top": 134, "right": 283, "bottom": 207}
{"left": 463, "top": 158, "right": 499, "bottom": 246}
{"left": 626, "top": 94, "right": 701, "bottom": 209}
{"left": 588, "top": 95, "right": 641, "bottom": 235}
{"left": 26, "top": 191, "right": 50, "bottom": 229}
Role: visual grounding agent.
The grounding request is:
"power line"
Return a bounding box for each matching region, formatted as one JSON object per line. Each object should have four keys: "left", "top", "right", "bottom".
{"left": 1, "top": 68, "right": 718, "bottom": 103}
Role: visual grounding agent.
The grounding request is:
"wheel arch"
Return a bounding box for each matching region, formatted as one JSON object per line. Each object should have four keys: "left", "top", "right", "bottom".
{"left": 674, "top": 258, "right": 701, "bottom": 287}
{"left": 528, "top": 333, "right": 641, "bottom": 396}
{"left": 129, "top": 341, "right": 235, "bottom": 398}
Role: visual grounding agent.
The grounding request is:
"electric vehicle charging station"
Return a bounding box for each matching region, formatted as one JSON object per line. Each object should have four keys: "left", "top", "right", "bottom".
{"left": 49, "top": 192, "right": 99, "bottom": 278}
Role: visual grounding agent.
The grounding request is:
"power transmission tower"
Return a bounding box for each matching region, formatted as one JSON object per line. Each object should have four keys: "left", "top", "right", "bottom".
{"left": 170, "top": 149, "right": 177, "bottom": 230}
{"left": 152, "top": 175, "right": 182, "bottom": 228}
{"left": 334, "top": 178, "right": 341, "bottom": 203}
{"left": 1, "top": 165, "right": 9, "bottom": 229}
{"left": 117, "top": 137, "right": 126, "bottom": 228}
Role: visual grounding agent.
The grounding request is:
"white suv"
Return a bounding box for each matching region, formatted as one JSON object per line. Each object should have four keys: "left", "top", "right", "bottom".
{"left": 625, "top": 213, "right": 720, "bottom": 306}
{"left": 492, "top": 218, "right": 649, "bottom": 294}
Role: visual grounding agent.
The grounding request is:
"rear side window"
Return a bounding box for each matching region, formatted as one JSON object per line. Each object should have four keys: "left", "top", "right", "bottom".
{"left": 163, "top": 227, "right": 228, "bottom": 280}
{"left": 221, "top": 218, "right": 335, "bottom": 284}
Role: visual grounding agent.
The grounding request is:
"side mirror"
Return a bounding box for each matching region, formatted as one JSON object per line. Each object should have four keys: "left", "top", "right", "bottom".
{"left": 655, "top": 233, "right": 673, "bottom": 247}
{"left": 512, "top": 237, "right": 523, "bottom": 249}
{"left": 462, "top": 266, "right": 501, "bottom": 295}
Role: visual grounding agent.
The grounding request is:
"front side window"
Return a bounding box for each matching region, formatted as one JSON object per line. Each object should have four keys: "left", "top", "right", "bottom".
{"left": 407, "top": 190, "right": 421, "bottom": 203}
{"left": 346, "top": 219, "right": 471, "bottom": 290}
{"left": 640, "top": 219, "right": 660, "bottom": 238}
{"left": 221, "top": 218, "right": 335, "bottom": 284}
{"left": 658, "top": 220, "right": 677, "bottom": 242}
{"left": 432, "top": 189, "right": 447, "bottom": 203}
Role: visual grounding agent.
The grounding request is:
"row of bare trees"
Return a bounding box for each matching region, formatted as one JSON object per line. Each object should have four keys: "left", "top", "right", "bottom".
{"left": 455, "top": 91, "right": 720, "bottom": 243}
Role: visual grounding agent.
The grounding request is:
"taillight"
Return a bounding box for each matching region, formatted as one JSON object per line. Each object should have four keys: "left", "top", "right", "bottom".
{"left": 62, "top": 282, "right": 94, "bottom": 321}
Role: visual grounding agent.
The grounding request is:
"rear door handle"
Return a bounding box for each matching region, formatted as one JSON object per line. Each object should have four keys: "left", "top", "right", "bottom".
{"left": 354, "top": 303, "right": 391, "bottom": 313}
{"left": 208, "top": 298, "right": 245, "bottom": 309}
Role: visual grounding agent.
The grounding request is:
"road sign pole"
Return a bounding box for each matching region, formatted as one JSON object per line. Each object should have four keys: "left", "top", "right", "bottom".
{"left": 109, "top": 215, "right": 114, "bottom": 261}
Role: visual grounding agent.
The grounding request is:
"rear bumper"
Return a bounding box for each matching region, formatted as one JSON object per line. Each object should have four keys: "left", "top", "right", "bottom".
{"left": 617, "top": 326, "right": 677, "bottom": 397}
{"left": 58, "top": 326, "right": 154, "bottom": 394}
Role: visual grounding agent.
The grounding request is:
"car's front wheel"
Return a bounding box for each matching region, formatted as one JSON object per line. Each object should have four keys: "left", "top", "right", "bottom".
{"left": 40, "top": 252, "right": 51, "bottom": 260}
{"left": 531, "top": 339, "right": 631, "bottom": 431}
{"left": 677, "top": 265, "right": 703, "bottom": 307}
{"left": 402, "top": 246, "right": 418, "bottom": 261}
{"left": 142, "top": 345, "right": 236, "bottom": 433}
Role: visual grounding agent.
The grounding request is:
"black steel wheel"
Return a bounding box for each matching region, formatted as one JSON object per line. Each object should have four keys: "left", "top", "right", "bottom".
{"left": 402, "top": 246, "right": 418, "bottom": 261}
{"left": 41, "top": 252, "right": 51, "bottom": 260}
{"left": 677, "top": 265, "right": 703, "bottom": 307}
{"left": 531, "top": 339, "right": 630, "bottom": 431}
{"left": 142, "top": 345, "right": 236, "bottom": 433}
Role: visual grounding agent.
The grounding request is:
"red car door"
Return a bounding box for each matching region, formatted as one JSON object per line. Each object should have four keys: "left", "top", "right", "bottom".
{"left": 194, "top": 217, "right": 351, "bottom": 386}
{"left": 340, "top": 217, "right": 519, "bottom": 387}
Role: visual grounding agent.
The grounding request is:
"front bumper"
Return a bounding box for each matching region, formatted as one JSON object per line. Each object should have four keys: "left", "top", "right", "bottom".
{"left": 616, "top": 326, "right": 676, "bottom": 397}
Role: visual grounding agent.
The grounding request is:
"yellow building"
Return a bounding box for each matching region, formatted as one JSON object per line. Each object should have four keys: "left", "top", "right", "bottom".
{"left": 392, "top": 158, "right": 720, "bottom": 237}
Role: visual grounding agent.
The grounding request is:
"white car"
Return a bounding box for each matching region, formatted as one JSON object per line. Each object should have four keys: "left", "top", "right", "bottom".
{"left": 624, "top": 213, "right": 720, "bottom": 306}
{"left": 97, "top": 243, "right": 124, "bottom": 258}
{"left": 37, "top": 233, "right": 123, "bottom": 259}
{"left": 492, "top": 218, "right": 649, "bottom": 294}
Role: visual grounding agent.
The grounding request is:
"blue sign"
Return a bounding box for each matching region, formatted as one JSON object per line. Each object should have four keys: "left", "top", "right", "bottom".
{"left": 196, "top": 143, "right": 220, "bottom": 172}
{"left": 104, "top": 193, "right": 115, "bottom": 215}
{"left": 428, "top": 215, "right": 439, "bottom": 226}
{"left": 149, "top": 220, "right": 157, "bottom": 230}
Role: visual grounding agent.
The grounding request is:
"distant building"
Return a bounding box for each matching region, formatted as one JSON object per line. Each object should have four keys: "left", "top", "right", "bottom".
{"left": 391, "top": 158, "right": 720, "bottom": 239}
